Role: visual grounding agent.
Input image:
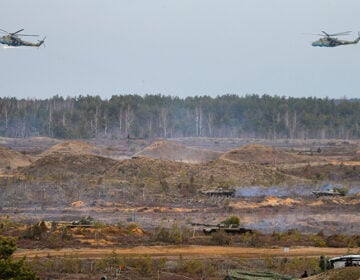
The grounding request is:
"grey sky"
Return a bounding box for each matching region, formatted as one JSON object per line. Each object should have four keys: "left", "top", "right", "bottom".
{"left": 1, "top": 0, "right": 360, "bottom": 99}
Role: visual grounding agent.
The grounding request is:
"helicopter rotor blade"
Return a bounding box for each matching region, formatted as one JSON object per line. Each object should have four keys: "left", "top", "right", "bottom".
{"left": 321, "top": 31, "right": 330, "bottom": 36}
{"left": 16, "top": 34, "right": 40, "bottom": 37}
{"left": 0, "top": 28, "right": 9, "bottom": 34}
{"left": 321, "top": 31, "right": 351, "bottom": 37}
{"left": 302, "top": 33, "right": 325, "bottom": 36}
{"left": 10, "top": 29, "right": 24, "bottom": 35}
{"left": 329, "top": 31, "right": 351, "bottom": 36}
{"left": 302, "top": 32, "right": 337, "bottom": 37}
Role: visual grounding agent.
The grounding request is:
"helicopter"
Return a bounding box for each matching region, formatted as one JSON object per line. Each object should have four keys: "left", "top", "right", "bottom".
{"left": 0, "top": 28, "right": 45, "bottom": 47}
{"left": 311, "top": 31, "right": 360, "bottom": 47}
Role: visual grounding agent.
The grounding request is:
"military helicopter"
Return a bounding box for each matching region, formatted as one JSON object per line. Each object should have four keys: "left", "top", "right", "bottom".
{"left": 0, "top": 28, "right": 45, "bottom": 47}
{"left": 311, "top": 31, "right": 360, "bottom": 47}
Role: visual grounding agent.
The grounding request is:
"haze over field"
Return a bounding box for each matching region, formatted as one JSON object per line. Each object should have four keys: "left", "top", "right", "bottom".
{"left": 1, "top": 0, "right": 360, "bottom": 99}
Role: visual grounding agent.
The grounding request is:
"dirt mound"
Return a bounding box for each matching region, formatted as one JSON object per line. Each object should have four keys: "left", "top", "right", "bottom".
{"left": 19, "top": 153, "right": 118, "bottom": 177}
{"left": 109, "top": 156, "right": 190, "bottom": 181}
{"left": 136, "top": 140, "right": 221, "bottom": 163}
{"left": 307, "top": 267, "right": 360, "bottom": 280}
{"left": 197, "top": 159, "right": 294, "bottom": 186}
{"left": 0, "top": 146, "right": 33, "bottom": 171}
{"left": 109, "top": 156, "right": 296, "bottom": 188}
{"left": 220, "top": 144, "right": 304, "bottom": 165}
{"left": 41, "top": 140, "right": 108, "bottom": 157}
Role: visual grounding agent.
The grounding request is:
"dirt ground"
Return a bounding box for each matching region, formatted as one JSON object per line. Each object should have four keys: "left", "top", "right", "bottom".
{"left": 13, "top": 246, "right": 353, "bottom": 260}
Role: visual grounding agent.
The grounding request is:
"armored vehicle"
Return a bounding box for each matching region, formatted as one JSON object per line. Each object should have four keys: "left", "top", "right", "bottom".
{"left": 199, "top": 187, "right": 235, "bottom": 197}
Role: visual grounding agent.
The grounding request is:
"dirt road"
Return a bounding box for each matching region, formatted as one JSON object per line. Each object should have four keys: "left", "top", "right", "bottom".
{"left": 14, "top": 245, "right": 354, "bottom": 260}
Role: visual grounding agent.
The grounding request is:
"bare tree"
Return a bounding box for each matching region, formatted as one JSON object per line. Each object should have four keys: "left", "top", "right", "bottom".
{"left": 207, "top": 112, "right": 215, "bottom": 137}
{"left": 125, "top": 104, "right": 134, "bottom": 137}
{"left": 195, "top": 107, "right": 203, "bottom": 137}
{"left": 160, "top": 107, "right": 169, "bottom": 138}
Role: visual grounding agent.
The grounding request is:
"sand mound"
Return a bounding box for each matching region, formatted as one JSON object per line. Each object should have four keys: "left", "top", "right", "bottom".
{"left": 0, "top": 146, "right": 33, "bottom": 171}
{"left": 135, "top": 140, "right": 221, "bottom": 163}
{"left": 220, "top": 144, "right": 303, "bottom": 165}
{"left": 41, "top": 140, "right": 106, "bottom": 157}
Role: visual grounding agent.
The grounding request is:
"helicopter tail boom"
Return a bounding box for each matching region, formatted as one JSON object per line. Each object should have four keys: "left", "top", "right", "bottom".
{"left": 346, "top": 32, "right": 360, "bottom": 45}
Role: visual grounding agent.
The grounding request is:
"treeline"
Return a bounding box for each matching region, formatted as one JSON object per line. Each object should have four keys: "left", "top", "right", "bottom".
{"left": 0, "top": 94, "right": 359, "bottom": 139}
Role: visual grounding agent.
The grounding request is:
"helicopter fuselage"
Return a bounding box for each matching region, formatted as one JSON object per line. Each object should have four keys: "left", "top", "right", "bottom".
{"left": 0, "top": 34, "right": 43, "bottom": 47}
{"left": 312, "top": 36, "right": 360, "bottom": 47}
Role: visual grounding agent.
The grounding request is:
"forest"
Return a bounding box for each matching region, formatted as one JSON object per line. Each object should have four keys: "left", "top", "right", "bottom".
{"left": 0, "top": 94, "right": 359, "bottom": 139}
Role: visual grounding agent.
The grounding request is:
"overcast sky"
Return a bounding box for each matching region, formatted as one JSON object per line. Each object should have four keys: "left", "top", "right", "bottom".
{"left": 1, "top": 0, "right": 359, "bottom": 100}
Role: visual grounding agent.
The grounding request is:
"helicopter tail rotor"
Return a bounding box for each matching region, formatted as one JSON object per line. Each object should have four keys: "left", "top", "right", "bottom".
{"left": 38, "top": 36, "right": 46, "bottom": 47}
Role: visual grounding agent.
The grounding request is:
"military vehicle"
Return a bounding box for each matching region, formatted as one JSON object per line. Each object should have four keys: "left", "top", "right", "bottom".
{"left": 199, "top": 187, "right": 235, "bottom": 197}
{"left": 200, "top": 223, "right": 253, "bottom": 235}
{"left": 0, "top": 28, "right": 45, "bottom": 47}
{"left": 311, "top": 31, "right": 360, "bottom": 47}
{"left": 329, "top": 255, "right": 360, "bottom": 269}
{"left": 312, "top": 184, "right": 347, "bottom": 198}
{"left": 67, "top": 216, "right": 95, "bottom": 228}
{"left": 312, "top": 189, "right": 342, "bottom": 198}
